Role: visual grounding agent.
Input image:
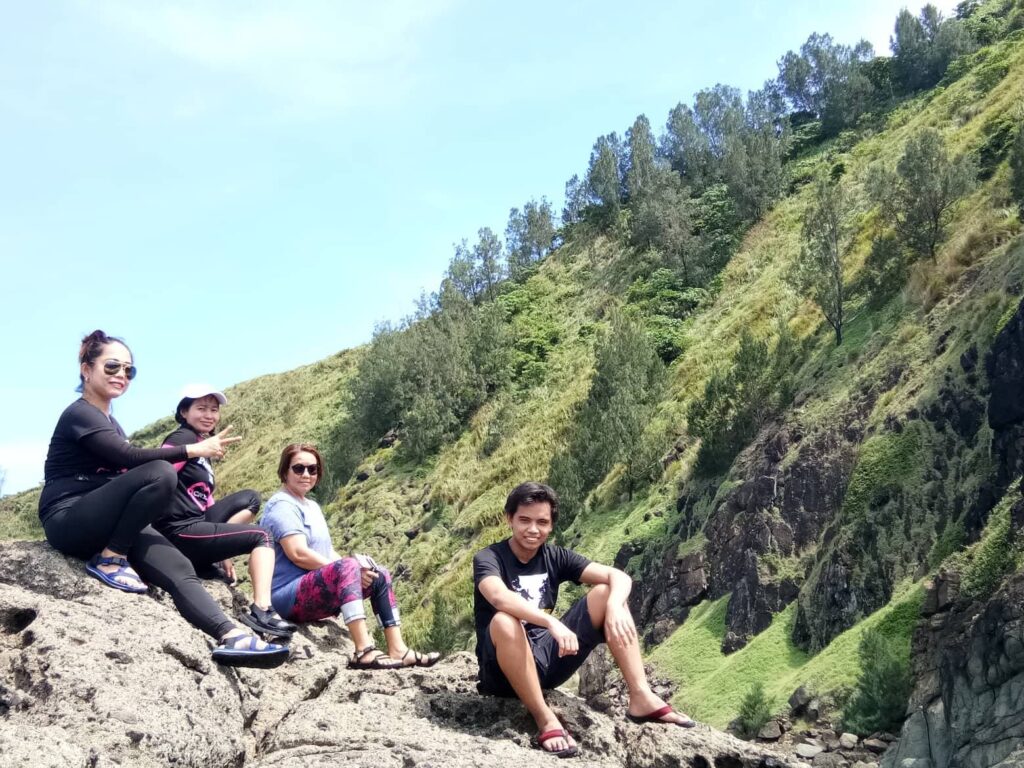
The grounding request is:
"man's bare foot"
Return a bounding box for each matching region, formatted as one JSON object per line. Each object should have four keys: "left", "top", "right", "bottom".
{"left": 535, "top": 715, "right": 578, "bottom": 756}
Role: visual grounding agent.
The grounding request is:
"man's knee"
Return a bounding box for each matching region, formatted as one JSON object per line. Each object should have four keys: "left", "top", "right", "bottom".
{"left": 488, "top": 611, "right": 525, "bottom": 646}
{"left": 587, "top": 583, "right": 611, "bottom": 602}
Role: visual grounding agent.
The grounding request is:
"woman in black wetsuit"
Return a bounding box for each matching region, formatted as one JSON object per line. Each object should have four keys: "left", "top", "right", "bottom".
{"left": 38, "top": 330, "right": 289, "bottom": 668}
{"left": 154, "top": 384, "right": 295, "bottom": 638}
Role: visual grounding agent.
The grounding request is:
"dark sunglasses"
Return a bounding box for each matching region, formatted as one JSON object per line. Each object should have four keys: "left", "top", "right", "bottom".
{"left": 102, "top": 360, "right": 137, "bottom": 380}
{"left": 290, "top": 463, "right": 319, "bottom": 476}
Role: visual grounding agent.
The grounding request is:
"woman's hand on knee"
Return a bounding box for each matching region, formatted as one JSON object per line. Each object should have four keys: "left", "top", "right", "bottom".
{"left": 360, "top": 568, "right": 378, "bottom": 589}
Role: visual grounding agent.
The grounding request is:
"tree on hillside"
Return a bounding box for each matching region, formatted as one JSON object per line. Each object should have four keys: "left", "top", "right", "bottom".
{"left": 869, "top": 127, "right": 977, "bottom": 261}
{"left": 776, "top": 33, "right": 876, "bottom": 135}
{"left": 474, "top": 227, "right": 503, "bottom": 302}
{"left": 629, "top": 172, "right": 696, "bottom": 281}
{"left": 792, "top": 176, "right": 850, "bottom": 345}
{"left": 722, "top": 82, "right": 789, "bottom": 221}
{"left": 693, "top": 85, "right": 746, "bottom": 166}
{"left": 548, "top": 311, "right": 666, "bottom": 526}
{"left": 587, "top": 133, "right": 624, "bottom": 224}
{"left": 891, "top": 5, "right": 973, "bottom": 93}
{"left": 342, "top": 295, "right": 511, "bottom": 463}
{"left": 687, "top": 326, "right": 796, "bottom": 475}
{"left": 447, "top": 240, "right": 482, "bottom": 303}
{"left": 562, "top": 174, "right": 588, "bottom": 225}
{"left": 662, "top": 102, "right": 713, "bottom": 190}
{"left": 446, "top": 229, "right": 505, "bottom": 304}
{"left": 1010, "top": 121, "right": 1024, "bottom": 217}
{"left": 506, "top": 198, "right": 556, "bottom": 281}
{"left": 691, "top": 183, "right": 742, "bottom": 281}
{"left": 0, "top": 466, "right": 6, "bottom": 497}
{"left": 842, "top": 627, "right": 912, "bottom": 735}
{"left": 626, "top": 114, "right": 658, "bottom": 200}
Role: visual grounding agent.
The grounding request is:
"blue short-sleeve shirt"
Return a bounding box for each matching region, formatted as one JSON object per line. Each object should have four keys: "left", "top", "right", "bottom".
{"left": 260, "top": 490, "right": 333, "bottom": 616}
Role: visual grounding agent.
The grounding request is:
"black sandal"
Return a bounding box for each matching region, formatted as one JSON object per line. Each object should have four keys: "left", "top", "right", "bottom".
{"left": 348, "top": 645, "right": 403, "bottom": 670}
{"left": 400, "top": 648, "right": 442, "bottom": 668}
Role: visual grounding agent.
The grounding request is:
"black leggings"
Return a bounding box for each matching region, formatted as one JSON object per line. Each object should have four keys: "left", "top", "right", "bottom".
{"left": 163, "top": 490, "right": 270, "bottom": 568}
{"left": 42, "top": 462, "right": 236, "bottom": 639}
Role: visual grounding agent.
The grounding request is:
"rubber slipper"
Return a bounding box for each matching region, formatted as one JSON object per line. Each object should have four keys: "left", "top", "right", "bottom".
{"left": 535, "top": 728, "right": 579, "bottom": 758}
{"left": 85, "top": 555, "right": 147, "bottom": 594}
{"left": 625, "top": 704, "right": 696, "bottom": 727}
{"left": 400, "top": 649, "right": 442, "bottom": 668}
{"left": 348, "top": 644, "right": 403, "bottom": 670}
{"left": 212, "top": 633, "right": 289, "bottom": 669}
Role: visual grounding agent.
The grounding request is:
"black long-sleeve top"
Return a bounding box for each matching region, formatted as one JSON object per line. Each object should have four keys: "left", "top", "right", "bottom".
{"left": 38, "top": 398, "right": 188, "bottom": 522}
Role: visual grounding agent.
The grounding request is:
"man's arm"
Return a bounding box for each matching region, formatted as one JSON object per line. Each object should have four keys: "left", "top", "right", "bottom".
{"left": 580, "top": 562, "right": 638, "bottom": 648}
{"left": 478, "top": 575, "right": 580, "bottom": 656}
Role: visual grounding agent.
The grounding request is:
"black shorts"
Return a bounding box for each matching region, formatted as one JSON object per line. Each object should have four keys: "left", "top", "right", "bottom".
{"left": 477, "top": 595, "right": 605, "bottom": 697}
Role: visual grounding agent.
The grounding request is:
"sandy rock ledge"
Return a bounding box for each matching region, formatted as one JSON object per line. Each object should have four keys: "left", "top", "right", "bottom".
{"left": 0, "top": 541, "right": 794, "bottom": 768}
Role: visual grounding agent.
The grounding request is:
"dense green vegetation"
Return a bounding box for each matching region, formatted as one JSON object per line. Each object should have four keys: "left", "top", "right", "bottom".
{"left": 4, "top": 0, "right": 1024, "bottom": 734}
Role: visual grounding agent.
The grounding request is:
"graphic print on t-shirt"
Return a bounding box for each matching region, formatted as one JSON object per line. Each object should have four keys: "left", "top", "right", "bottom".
{"left": 511, "top": 573, "right": 552, "bottom": 612}
{"left": 186, "top": 482, "right": 213, "bottom": 511}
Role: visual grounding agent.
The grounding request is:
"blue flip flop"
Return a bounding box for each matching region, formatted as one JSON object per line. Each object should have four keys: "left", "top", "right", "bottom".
{"left": 212, "top": 633, "right": 290, "bottom": 669}
{"left": 85, "top": 554, "right": 147, "bottom": 594}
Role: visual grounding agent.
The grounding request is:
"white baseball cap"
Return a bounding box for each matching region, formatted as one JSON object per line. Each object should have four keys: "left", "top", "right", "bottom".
{"left": 178, "top": 383, "right": 227, "bottom": 405}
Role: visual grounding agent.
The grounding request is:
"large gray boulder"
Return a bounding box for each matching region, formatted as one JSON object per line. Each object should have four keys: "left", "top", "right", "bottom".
{"left": 0, "top": 541, "right": 794, "bottom": 767}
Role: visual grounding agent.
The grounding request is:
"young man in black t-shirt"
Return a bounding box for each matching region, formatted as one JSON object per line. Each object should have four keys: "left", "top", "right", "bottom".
{"left": 473, "top": 482, "right": 695, "bottom": 758}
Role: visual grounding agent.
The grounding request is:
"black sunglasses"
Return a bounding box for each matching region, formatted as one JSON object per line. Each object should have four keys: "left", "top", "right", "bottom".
{"left": 291, "top": 463, "right": 319, "bottom": 476}
{"left": 102, "top": 360, "right": 137, "bottom": 380}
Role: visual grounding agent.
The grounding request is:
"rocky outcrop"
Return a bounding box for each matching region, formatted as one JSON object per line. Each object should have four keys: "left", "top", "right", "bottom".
{"left": 637, "top": 425, "right": 857, "bottom": 653}
{"left": 0, "top": 541, "right": 796, "bottom": 768}
{"left": 987, "top": 297, "right": 1024, "bottom": 490}
{"left": 883, "top": 495, "right": 1024, "bottom": 768}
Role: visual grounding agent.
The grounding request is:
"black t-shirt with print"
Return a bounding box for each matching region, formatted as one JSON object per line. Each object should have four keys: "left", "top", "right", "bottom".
{"left": 156, "top": 425, "right": 216, "bottom": 531}
{"left": 39, "top": 398, "right": 187, "bottom": 522}
{"left": 472, "top": 539, "right": 591, "bottom": 656}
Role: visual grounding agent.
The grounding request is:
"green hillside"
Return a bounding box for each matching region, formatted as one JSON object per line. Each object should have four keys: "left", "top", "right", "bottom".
{"left": 5, "top": 0, "right": 1024, "bottom": 734}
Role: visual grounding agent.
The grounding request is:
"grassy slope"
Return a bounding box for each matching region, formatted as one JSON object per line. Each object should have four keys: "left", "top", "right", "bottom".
{"left": 648, "top": 583, "right": 925, "bottom": 729}
{"left": 3, "top": 28, "right": 1024, "bottom": 727}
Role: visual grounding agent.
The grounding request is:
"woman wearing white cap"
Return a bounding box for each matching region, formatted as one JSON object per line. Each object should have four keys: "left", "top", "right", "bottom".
{"left": 154, "top": 384, "right": 296, "bottom": 639}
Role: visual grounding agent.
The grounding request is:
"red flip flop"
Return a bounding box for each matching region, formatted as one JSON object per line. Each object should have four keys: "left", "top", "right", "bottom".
{"left": 535, "top": 728, "right": 580, "bottom": 758}
{"left": 626, "top": 705, "right": 697, "bottom": 727}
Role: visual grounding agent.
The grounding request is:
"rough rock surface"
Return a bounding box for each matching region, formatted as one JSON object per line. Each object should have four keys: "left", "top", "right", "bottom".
{"left": 633, "top": 424, "right": 857, "bottom": 654}
{"left": 882, "top": 519, "right": 1024, "bottom": 768}
{"left": 0, "top": 541, "right": 796, "bottom": 768}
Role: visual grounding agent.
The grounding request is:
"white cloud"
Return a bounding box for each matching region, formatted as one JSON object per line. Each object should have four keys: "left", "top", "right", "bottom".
{"left": 90, "top": 0, "right": 457, "bottom": 111}
{"left": 0, "top": 440, "right": 48, "bottom": 498}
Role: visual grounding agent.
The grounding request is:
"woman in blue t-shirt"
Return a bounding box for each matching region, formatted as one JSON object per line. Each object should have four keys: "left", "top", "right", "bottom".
{"left": 38, "top": 330, "right": 288, "bottom": 668}
{"left": 260, "top": 442, "right": 440, "bottom": 669}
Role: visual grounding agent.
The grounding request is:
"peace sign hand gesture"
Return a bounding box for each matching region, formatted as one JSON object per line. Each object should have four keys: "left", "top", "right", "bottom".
{"left": 189, "top": 424, "right": 243, "bottom": 460}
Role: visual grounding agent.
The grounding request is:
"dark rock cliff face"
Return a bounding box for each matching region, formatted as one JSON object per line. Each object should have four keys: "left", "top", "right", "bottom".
{"left": 988, "top": 297, "right": 1024, "bottom": 491}
{"left": 636, "top": 298, "right": 1024, "bottom": 656}
{"left": 0, "top": 541, "right": 794, "bottom": 768}
{"left": 883, "top": 487, "right": 1024, "bottom": 768}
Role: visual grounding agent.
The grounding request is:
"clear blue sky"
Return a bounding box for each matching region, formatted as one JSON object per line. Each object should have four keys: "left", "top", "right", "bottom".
{"left": 0, "top": 0, "right": 955, "bottom": 495}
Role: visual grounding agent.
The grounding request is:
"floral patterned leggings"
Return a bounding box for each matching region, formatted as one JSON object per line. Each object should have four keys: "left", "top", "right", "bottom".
{"left": 289, "top": 556, "right": 400, "bottom": 627}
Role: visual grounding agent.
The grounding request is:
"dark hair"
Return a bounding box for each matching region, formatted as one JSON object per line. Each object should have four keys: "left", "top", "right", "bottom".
{"left": 175, "top": 396, "right": 219, "bottom": 430}
{"left": 277, "top": 442, "right": 323, "bottom": 486}
{"left": 175, "top": 398, "right": 194, "bottom": 426}
{"left": 504, "top": 481, "right": 560, "bottom": 524}
{"left": 77, "top": 329, "right": 131, "bottom": 393}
